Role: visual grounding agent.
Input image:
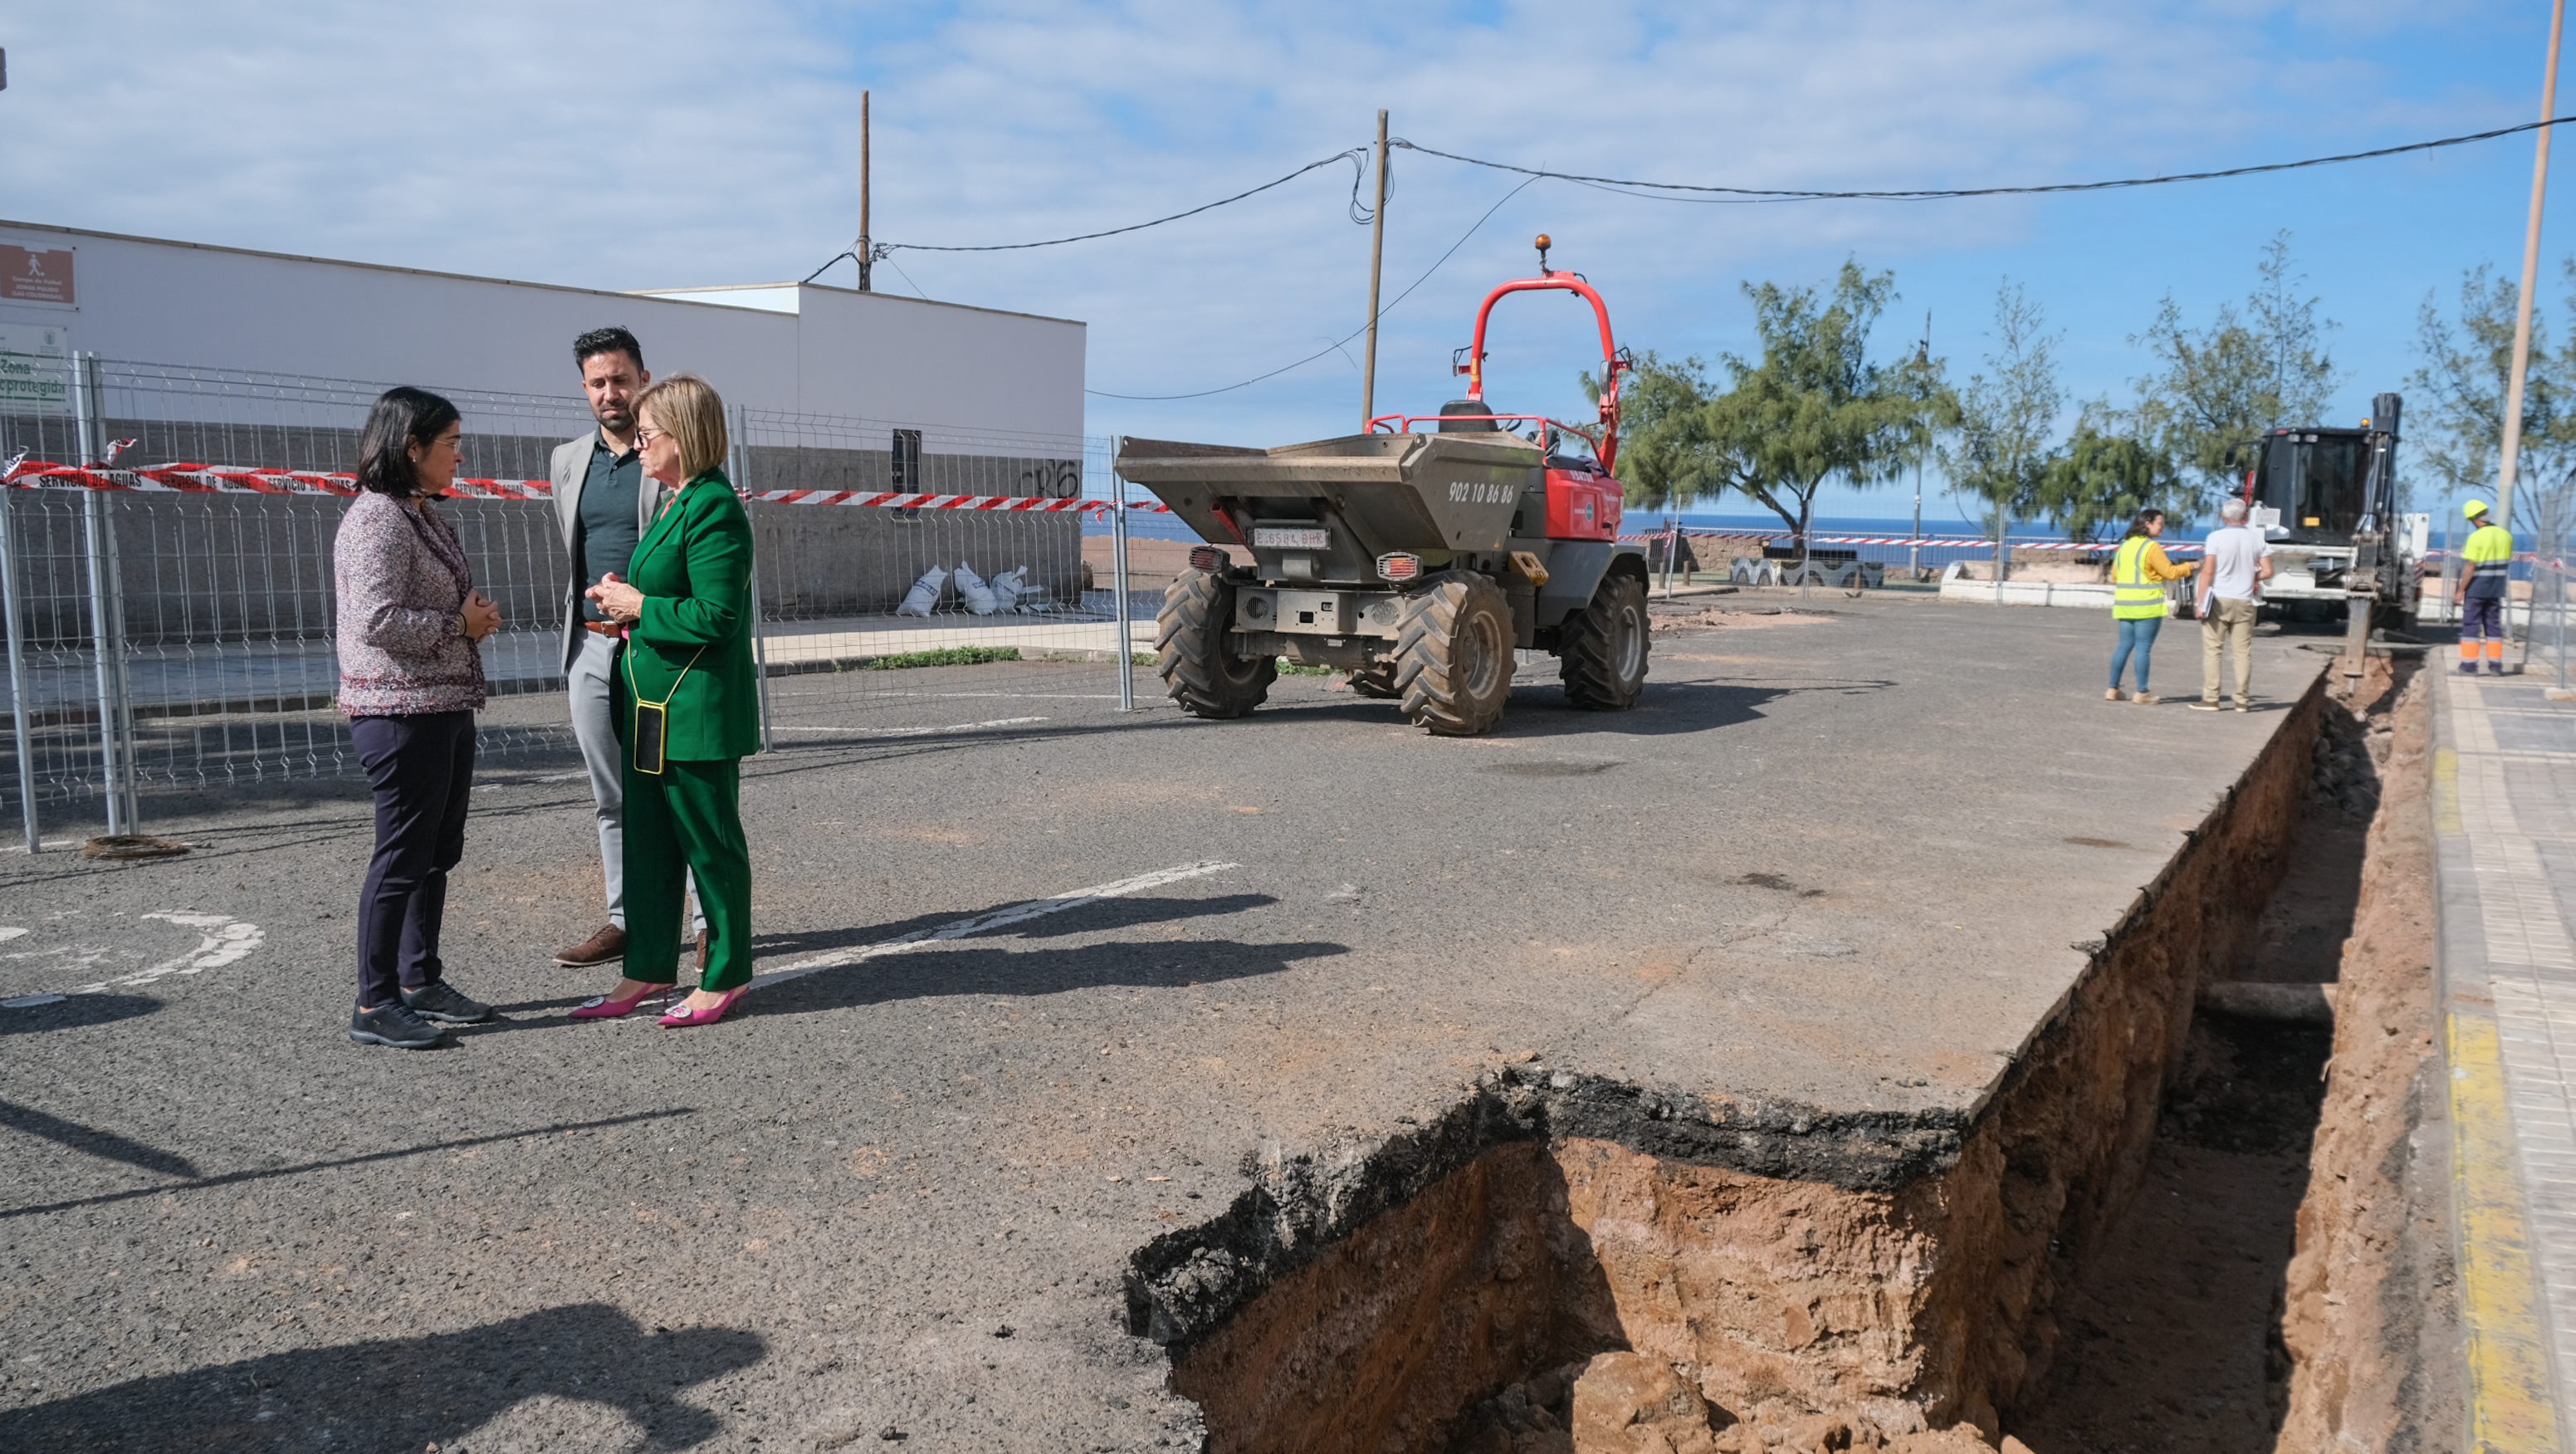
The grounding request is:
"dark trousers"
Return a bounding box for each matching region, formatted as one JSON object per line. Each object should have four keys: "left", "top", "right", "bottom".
{"left": 352, "top": 711, "right": 476, "bottom": 1009}
{"left": 2462, "top": 594, "right": 2505, "bottom": 640}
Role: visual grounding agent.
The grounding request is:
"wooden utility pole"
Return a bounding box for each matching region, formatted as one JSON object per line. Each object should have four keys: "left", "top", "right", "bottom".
{"left": 1360, "top": 110, "right": 1390, "bottom": 431}
{"left": 2498, "top": 0, "right": 2564, "bottom": 530}
{"left": 858, "top": 90, "right": 874, "bottom": 292}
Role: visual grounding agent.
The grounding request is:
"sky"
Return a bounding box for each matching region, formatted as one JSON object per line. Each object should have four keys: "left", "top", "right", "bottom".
{"left": 0, "top": 0, "right": 2564, "bottom": 522}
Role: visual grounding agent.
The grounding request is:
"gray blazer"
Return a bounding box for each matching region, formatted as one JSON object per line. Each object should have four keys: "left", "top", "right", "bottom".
{"left": 550, "top": 430, "right": 671, "bottom": 672}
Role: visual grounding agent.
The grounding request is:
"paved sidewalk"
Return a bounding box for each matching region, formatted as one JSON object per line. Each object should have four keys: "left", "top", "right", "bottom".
{"left": 2434, "top": 668, "right": 2576, "bottom": 1450}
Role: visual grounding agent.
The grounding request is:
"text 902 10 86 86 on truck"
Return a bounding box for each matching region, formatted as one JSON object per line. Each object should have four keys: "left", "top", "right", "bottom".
{"left": 1116, "top": 237, "right": 1653, "bottom": 737}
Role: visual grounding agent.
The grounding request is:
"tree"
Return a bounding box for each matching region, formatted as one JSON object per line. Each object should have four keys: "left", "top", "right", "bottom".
{"left": 2038, "top": 404, "right": 2188, "bottom": 542}
{"left": 1697, "top": 262, "right": 1952, "bottom": 551}
{"left": 1944, "top": 280, "right": 2063, "bottom": 576}
{"left": 2132, "top": 231, "right": 2340, "bottom": 498}
{"left": 2408, "top": 260, "right": 2560, "bottom": 512}
{"left": 1583, "top": 350, "right": 1733, "bottom": 512}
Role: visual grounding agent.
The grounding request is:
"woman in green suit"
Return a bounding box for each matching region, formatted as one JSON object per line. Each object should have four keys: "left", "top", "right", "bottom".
{"left": 571, "top": 373, "right": 762, "bottom": 1027}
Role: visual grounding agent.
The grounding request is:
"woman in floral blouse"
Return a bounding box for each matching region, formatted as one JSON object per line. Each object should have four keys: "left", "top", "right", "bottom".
{"left": 333, "top": 386, "right": 502, "bottom": 1049}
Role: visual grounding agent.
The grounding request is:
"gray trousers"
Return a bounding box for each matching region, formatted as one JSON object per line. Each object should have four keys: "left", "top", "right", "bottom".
{"left": 569, "top": 631, "right": 701, "bottom": 932}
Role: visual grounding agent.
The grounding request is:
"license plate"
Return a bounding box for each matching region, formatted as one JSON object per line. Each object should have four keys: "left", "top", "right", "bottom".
{"left": 1254, "top": 526, "right": 1329, "bottom": 550}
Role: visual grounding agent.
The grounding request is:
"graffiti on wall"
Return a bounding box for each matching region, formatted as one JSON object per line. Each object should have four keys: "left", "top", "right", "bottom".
{"left": 1019, "top": 459, "right": 1081, "bottom": 500}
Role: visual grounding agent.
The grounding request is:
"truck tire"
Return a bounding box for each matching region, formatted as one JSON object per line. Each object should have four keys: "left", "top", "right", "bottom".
{"left": 1347, "top": 664, "right": 1400, "bottom": 698}
{"left": 1559, "top": 572, "right": 1649, "bottom": 710}
{"left": 1156, "top": 570, "right": 1275, "bottom": 718}
{"left": 1394, "top": 571, "right": 1515, "bottom": 736}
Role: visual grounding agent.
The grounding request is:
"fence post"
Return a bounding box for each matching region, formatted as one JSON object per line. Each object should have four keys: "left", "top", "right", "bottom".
{"left": 0, "top": 473, "right": 39, "bottom": 853}
{"left": 73, "top": 353, "right": 134, "bottom": 835}
{"left": 727, "top": 405, "right": 774, "bottom": 753}
{"left": 1660, "top": 518, "right": 1677, "bottom": 599}
{"left": 1112, "top": 441, "right": 1135, "bottom": 712}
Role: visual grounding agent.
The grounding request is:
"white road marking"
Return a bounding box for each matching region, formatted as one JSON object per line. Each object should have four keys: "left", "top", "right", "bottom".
{"left": 71, "top": 913, "right": 266, "bottom": 994}
{"left": 765, "top": 716, "right": 1048, "bottom": 737}
{"left": 2, "top": 911, "right": 266, "bottom": 1007}
{"left": 0, "top": 927, "right": 26, "bottom": 943}
{"left": 749, "top": 859, "right": 1240, "bottom": 992}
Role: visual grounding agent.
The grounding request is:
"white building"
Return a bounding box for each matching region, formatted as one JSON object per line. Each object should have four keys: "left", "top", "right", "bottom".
{"left": 0, "top": 218, "right": 1085, "bottom": 439}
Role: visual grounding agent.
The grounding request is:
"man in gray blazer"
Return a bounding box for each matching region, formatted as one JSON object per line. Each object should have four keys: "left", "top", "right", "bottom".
{"left": 550, "top": 326, "right": 700, "bottom": 967}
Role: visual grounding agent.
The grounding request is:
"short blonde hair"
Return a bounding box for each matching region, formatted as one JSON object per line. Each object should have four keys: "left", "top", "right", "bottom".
{"left": 635, "top": 373, "right": 729, "bottom": 482}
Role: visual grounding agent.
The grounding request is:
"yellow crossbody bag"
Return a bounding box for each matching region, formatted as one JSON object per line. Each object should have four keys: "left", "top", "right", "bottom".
{"left": 625, "top": 642, "right": 706, "bottom": 776}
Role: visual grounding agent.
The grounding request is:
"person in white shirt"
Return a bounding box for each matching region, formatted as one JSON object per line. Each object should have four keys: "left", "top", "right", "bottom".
{"left": 2190, "top": 497, "right": 2274, "bottom": 712}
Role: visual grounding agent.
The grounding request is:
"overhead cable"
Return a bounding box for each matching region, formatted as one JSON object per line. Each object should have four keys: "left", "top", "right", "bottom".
{"left": 1391, "top": 114, "right": 2576, "bottom": 202}
{"left": 1086, "top": 174, "right": 1532, "bottom": 402}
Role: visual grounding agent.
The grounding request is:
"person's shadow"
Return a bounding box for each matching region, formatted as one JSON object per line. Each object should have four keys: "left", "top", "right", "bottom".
{"left": 0, "top": 1302, "right": 764, "bottom": 1452}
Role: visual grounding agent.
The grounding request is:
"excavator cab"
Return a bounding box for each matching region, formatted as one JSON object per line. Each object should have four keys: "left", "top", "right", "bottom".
{"left": 2245, "top": 428, "right": 2374, "bottom": 544}
{"left": 2235, "top": 391, "right": 2403, "bottom": 547}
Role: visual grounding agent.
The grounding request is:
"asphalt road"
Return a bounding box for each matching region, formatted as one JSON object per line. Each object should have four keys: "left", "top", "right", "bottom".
{"left": 0, "top": 593, "right": 2328, "bottom": 1452}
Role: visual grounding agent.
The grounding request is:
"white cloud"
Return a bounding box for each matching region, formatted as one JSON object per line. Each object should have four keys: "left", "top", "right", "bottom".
{"left": 0, "top": 0, "right": 2543, "bottom": 471}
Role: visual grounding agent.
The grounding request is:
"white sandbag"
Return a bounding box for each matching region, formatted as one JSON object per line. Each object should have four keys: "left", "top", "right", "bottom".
{"left": 955, "top": 561, "right": 999, "bottom": 615}
{"left": 896, "top": 565, "right": 948, "bottom": 617}
{"left": 989, "top": 566, "right": 1028, "bottom": 612}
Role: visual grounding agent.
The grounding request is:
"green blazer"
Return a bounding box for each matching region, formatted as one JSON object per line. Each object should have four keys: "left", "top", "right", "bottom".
{"left": 619, "top": 470, "right": 761, "bottom": 761}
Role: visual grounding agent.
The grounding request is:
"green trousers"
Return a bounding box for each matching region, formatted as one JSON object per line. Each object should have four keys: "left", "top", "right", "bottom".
{"left": 619, "top": 756, "right": 754, "bottom": 991}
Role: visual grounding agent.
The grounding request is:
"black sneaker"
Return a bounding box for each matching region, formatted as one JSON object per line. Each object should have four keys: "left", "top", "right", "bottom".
{"left": 350, "top": 1001, "right": 446, "bottom": 1049}
{"left": 402, "top": 982, "right": 494, "bottom": 1025}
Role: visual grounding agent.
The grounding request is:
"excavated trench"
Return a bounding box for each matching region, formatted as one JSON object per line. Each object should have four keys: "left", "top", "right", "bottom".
{"left": 1121, "top": 670, "right": 2401, "bottom": 1453}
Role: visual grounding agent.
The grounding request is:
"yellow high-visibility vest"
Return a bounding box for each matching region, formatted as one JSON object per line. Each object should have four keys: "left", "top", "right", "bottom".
{"left": 2112, "top": 536, "right": 2169, "bottom": 619}
{"left": 2462, "top": 522, "right": 2515, "bottom": 597}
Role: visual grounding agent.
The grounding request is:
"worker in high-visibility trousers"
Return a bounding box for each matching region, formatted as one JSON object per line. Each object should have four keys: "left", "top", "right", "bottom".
{"left": 2456, "top": 499, "right": 2515, "bottom": 675}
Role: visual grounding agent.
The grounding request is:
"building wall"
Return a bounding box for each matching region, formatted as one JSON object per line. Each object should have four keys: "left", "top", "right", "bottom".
{"left": 0, "top": 220, "right": 1084, "bottom": 438}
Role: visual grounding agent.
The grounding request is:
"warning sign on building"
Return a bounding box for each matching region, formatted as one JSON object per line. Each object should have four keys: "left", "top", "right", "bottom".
{"left": 0, "top": 246, "right": 76, "bottom": 306}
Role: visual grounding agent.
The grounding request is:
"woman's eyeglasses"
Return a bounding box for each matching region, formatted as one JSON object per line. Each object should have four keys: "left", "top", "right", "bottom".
{"left": 635, "top": 427, "right": 667, "bottom": 446}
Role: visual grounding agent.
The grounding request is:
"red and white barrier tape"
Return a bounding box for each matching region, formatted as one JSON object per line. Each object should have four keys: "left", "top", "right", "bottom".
{"left": 745, "top": 488, "right": 1091, "bottom": 512}
{"left": 0, "top": 457, "right": 1180, "bottom": 515}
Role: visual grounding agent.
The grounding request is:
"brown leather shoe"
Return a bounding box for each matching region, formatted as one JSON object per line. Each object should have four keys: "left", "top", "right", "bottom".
{"left": 555, "top": 923, "right": 628, "bottom": 967}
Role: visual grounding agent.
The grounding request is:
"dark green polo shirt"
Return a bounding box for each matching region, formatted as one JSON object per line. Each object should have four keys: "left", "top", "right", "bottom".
{"left": 576, "top": 436, "right": 643, "bottom": 622}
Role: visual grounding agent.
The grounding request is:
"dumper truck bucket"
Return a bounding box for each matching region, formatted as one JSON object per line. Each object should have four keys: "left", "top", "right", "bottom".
{"left": 1116, "top": 432, "right": 1542, "bottom": 564}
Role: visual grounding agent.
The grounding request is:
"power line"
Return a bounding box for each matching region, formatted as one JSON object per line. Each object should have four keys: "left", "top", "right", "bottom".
{"left": 1085, "top": 176, "right": 1536, "bottom": 403}
{"left": 802, "top": 147, "right": 1376, "bottom": 285}
{"left": 1392, "top": 113, "right": 2576, "bottom": 202}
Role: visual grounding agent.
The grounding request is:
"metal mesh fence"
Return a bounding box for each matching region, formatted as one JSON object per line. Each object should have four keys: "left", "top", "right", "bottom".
{"left": 730, "top": 411, "right": 1141, "bottom": 740}
{"left": 2520, "top": 472, "right": 2574, "bottom": 694}
{"left": 0, "top": 351, "right": 1141, "bottom": 848}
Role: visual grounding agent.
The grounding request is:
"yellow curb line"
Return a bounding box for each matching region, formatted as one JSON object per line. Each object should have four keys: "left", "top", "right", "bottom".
{"left": 2448, "top": 1009, "right": 2564, "bottom": 1452}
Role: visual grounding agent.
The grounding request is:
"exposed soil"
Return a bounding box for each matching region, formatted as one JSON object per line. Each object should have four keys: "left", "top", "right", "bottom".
{"left": 2001, "top": 1013, "right": 2332, "bottom": 1453}
{"left": 1998, "top": 659, "right": 2460, "bottom": 1454}
{"left": 2274, "top": 665, "right": 2461, "bottom": 1452}
{"left": 1137, "top": 678, "right": 2330, "bottom": 1453}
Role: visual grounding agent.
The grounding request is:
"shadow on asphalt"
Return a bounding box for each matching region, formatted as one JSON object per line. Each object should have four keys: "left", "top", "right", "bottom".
{"left": 0, "top": 992, "right": 161, "bottom": 1035}
{"left": 749, "top": 936, "right": 1346, "bottom": 1019}
{"left": 750, "top": 892, "right": 1278, "bottom": 959}
{"left": 483, "top": 895, "right": 1288, "bottom": 1028}
{"left": 0, "top": 1096, "right": 200, "bottom": 1180}
{"left": 0, "top": 1302, "right": 764, "bottom": 1452}
{"left": 0, "top": 1109, "right": 692, "bottom": 1221}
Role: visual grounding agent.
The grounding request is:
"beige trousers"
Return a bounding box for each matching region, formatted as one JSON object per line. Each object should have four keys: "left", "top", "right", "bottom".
{"left": 2201, "top": 597, "right": 2257, "bottom": 705}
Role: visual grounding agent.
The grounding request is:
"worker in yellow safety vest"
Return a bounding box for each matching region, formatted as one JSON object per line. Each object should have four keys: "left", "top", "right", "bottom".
{"left": 2456, "top": 499, "right": 2515, "bottom": 674}
{"left": 2107, "top": 508, "right": 2197, "bottom": 704}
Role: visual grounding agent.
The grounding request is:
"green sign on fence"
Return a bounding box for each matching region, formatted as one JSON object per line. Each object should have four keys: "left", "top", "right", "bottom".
{"left": 0, "top": 326, "right": 69, "bottom": 414}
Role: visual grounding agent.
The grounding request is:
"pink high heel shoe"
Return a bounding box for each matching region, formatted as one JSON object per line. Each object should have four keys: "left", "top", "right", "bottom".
{"left": 657, "top": 986, "right": 748, "bottom": 1028}
{"left": 569, "top": 984, "right": 666, "bottom": 1021}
